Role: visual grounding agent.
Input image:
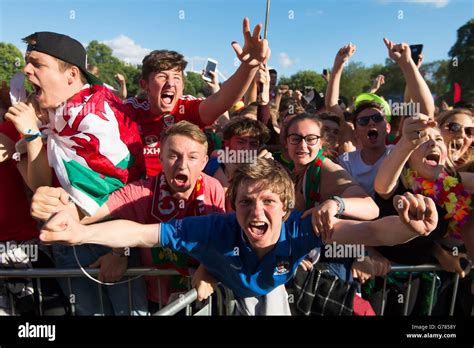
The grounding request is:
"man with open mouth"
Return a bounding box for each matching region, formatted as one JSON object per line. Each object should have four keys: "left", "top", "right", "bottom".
{"left": 39, "top": 158, "right": 439, "bottom": 315}
{"left": 337, "top": 94, "right": 394, "bottom": 198}
{"left": 4, "top": 31, "right": 147, "bottom": 315}
{"left": 31, "top": 121, "right": 226, "bottom": 313}
{"left": 124, "top": 17, "right": 270, "bottom": 178}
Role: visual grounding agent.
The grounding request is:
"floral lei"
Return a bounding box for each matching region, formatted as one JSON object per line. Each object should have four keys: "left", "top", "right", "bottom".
{"left": 403, "top": 167, "right": 472, "bottom": 240}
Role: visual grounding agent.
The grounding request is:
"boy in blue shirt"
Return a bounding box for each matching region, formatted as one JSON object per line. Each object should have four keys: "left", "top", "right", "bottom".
{"left": 40, "top": 158, "right": 438, "bottom": 301}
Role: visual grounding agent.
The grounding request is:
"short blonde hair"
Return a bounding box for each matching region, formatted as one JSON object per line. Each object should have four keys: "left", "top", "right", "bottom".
{"left": 227, "top": 158, "right": 295, "bottom": 220}
{"left": 161, "top": 121, "right": 208, "bottom": 153}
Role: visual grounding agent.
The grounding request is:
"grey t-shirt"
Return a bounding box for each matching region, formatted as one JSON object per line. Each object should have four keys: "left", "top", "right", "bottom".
{"left": 337, "top": 145, "right": 394, "bottom": 197}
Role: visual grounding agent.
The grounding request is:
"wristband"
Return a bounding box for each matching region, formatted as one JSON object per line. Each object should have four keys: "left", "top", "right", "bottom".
{"left": 22, "top": 129, "right": 42, "bottom": 142}
{"left": 330, "top": 196, "right": 345, "bottom": 217}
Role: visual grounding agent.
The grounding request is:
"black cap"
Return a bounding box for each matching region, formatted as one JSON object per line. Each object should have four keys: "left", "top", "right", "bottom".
{"left": 25, "top": 31, "right": 102, "bottom": 85}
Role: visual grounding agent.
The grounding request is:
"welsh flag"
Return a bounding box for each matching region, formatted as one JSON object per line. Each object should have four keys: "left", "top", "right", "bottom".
{"left": 47, "top": 84, "right": 144, "bottom": 215}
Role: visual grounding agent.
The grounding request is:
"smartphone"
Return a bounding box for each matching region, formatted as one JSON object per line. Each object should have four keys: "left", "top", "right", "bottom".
{"left": 322, "top": 69, "right": 328, "bottom": 76}
{"left": 410, "top": 44, "right": 423, "bottom": 65}
{"left": 202, "top": 58, "right": 218, "bottom": 82}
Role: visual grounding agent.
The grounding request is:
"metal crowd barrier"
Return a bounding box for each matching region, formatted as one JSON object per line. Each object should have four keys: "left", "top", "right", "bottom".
{"left": 0, "top": 268, "right": 181, "bottom": 316}
{"left": 0, "top": 264, "right": 471, "bottom": 316}
{"left": 377, "top": 264, "right": 472, "bottom": 316}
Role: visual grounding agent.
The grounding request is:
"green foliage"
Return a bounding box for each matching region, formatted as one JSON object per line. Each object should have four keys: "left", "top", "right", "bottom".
{"left": 279, "top": 70, "right": 325, "bottom": 92}
{"left": 448, "top": 19, "right": 474, "bottom": 100}
{"left": 423, "top": 60, "right": 450, "bottom": 98}
{"left": 339, "top": 61, "right": 373, "bottom": 100}
{"left": 0, "top": 43, "right": 24, "bottom": 82}
{"left": 86, "top": 40, "right": 141, "bottom": 97}
{"left": 184, "top": 71, "right": 207, "bottom": 97}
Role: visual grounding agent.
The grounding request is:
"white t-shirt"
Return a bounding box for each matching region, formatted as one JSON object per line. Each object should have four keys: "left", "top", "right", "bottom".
{"left": 337, "top": 145, "right": 394, "bottom": 197}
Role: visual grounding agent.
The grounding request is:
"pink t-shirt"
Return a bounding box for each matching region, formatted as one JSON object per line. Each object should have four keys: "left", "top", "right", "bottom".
{"left": 106, "top": 172, "right": 225, "bottom": 304}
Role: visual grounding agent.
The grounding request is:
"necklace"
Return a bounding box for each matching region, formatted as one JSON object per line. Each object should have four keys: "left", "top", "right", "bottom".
{"left": 403, "top": 168, "right": 472, "bottom": 240}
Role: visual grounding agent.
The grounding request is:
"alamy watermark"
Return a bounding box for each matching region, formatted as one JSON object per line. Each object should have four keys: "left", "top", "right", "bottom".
{"left": 18, "top": 322, "right": 55, "bottom": 341}
{"left": 216, "top": 148, "right": 258, "bottom": 164}
{"left": 388, "top": 100, "right": 420, "bottom": 117}
{"left": 0, "top": 241, "right": 38, "bottom": 263}
{"left": 324, "top": 242, "right": 365, "bottom": 261}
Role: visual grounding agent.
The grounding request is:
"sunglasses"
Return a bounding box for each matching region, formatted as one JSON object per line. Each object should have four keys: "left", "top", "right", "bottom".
{"left": 445, "top": 122, "right": 473, "bottom": 137}
{"left": 356, "top": 113, "right": 385, "bottom": 126}
{"left": 287, "top": 134, "right": 321, "bottom": 146}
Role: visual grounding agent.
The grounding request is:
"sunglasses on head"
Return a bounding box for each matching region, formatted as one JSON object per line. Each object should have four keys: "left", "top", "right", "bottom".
{"left": 446, "top": 122, "right": 474, "bottom": 137}
{"left": 356, "top": 113, "right": 385, "bottom": 126}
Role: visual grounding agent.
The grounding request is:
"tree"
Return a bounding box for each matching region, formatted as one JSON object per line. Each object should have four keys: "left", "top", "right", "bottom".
{"left": 339, "top": 61, "right": 373, "bottom": 101}
{"left": 375, "top": 59, "right": 407, "bottom": 102}
{"left": 86, "top": 41, "right": 141, "bottom": 97}
{"left": 184, "top": 71, "right": 206, "bottom": 97}
{"left": 279, "top": 70, "right": 326, "bottom": 93}
{"left": 448, "top": 19, "right": 474, "bottom": 100}
{"left": 0, "top": 42, "right": 24, "bottom": 83}
{"left": 423, "top": 60, "right": 450, "bottom": 98}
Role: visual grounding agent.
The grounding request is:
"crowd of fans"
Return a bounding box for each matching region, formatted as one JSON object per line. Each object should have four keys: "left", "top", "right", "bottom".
{"left": 0, "top": 18, "right": 472, "bottom": 316}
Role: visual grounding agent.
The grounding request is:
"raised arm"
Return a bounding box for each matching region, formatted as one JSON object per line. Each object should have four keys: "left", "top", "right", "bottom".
{"left": 199, "top": 18, "right": 270, "bottom": 124}
{"left": 383, "top": 38, "right": 434, "bottom": 118}
{"left": 368, "top": 75, "right": 385, "bottom": 94}
{"left": 374, "top": 113, "right": 436, "bottom": 198}
{"left": 5, "top": 102, "right": 51, "bottom": 190}
{"left": 40, "top": 210, "right": 160, "bottom": 248}
{"left": 326, "top": 193, "right": 438, "bottom": 246}
{"left": 114, "top": 73, "right": 128, "bottom": 100}
{"left": 325, "top": 43, "right": 356, "bottom": 120}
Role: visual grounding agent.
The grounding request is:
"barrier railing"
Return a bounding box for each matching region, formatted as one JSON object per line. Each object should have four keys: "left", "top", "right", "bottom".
{"left": 375, "top": 264, "right": 472, "bottom": 316}
{"left": 0, "top": 264, "right": 471, "bottom": 316}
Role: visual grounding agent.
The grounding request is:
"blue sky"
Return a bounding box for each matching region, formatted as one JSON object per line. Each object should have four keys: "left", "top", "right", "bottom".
{"left": 0, "top": 0, "right": 472, "bottom": 80}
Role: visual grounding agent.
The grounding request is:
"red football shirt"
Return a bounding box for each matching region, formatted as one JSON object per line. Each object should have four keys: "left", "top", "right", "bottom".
{"left": 125, "top": 96, "right": 205, "bottom": 177}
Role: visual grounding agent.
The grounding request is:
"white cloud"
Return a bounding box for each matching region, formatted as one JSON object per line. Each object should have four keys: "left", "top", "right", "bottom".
{"left": 184, "top": 56, "right": 208, "bottom": 72}
{"left": 278, "top": 52, "right": 295, "bottom": 68}
{"left": 379, "top": 0, "right": 450, "bottom": 8}
{"left": 405, "top": 0, "right": 449, "bottom": 7}
{"left": 305, "top": 9, "right": 324, "bottom": 16}
{"left": 102, "top": 35, "right": 151, "bottom": 65}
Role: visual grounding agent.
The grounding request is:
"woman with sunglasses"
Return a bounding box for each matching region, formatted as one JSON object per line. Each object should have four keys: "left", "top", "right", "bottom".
{"left": 374, "top": 113, "right": 474, "bottom": 314}
{"left": 436, "top": 108, "right": 473, "bottom": 170}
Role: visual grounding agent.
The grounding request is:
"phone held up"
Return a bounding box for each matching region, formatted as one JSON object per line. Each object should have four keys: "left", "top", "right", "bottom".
{"left": 409, "top": 44, "right": 423, "bottom": 66}
{"left": 202, "top": 58, "right": 218, "bottom": 82}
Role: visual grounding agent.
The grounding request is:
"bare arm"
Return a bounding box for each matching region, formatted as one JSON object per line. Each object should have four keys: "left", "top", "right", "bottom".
{"left": 368, "top": 75, "right": 385, "bottom": 94}
{"left": 31, "top": 186, "right": 112, "bottom": 223}
{"left": 40, "top": 210, "right": 161, "bottom": 248}
{"left": 383, "top": 39, "right": 434, "bottom": 118}
{"left": 25, "top": 137, "right": 52, "bottom": 190}
{"left": 114, "top": 74, "right": 127, "bottom": 100}
{"left": 5, "top": 102, "right": 51, "bottom": 190}
{"left": 243, "top": 77, "right": 258, "bottom": 106}
{"left": 374, "top": 114, "right": 436, "bottom": 198}
{"left": 328, "top": 193, "right": 438, "bottom": 246}
{"left": 199, "top": 18, "right": 270, "bottom": 125}
{"left": 320, "top": 158, "right": 379, "bottom": 220}
{"left": 325, "top": 43, "right": 356, "bottom": 121}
